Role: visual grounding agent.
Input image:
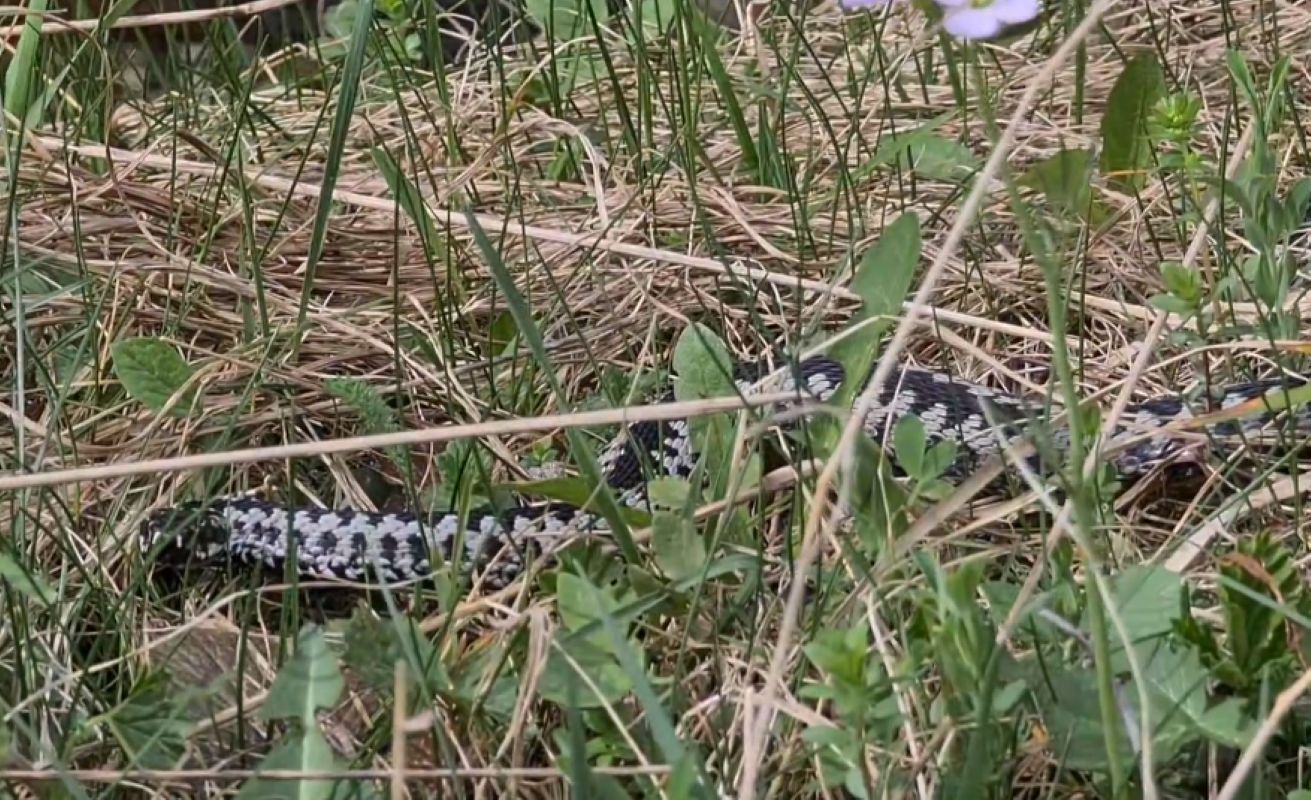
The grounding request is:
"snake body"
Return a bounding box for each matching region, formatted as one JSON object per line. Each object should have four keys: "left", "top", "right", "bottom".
{"left": 140, "top": 356, "right": 1311, "bottom": 587}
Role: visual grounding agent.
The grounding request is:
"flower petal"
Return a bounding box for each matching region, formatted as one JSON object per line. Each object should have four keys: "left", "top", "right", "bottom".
{"left": 942, "top": 7, "right": 1003, "bottom": 39}
{"left": 990, "top": 0, "right": 1041, "bottom": 23}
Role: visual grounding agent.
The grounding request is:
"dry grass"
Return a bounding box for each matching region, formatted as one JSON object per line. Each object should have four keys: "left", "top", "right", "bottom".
{"left": 6, "top": 0, "right": 1311, "bottom": 795}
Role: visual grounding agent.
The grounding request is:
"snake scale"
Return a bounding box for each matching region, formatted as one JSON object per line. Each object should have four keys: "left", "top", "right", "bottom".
{"left": 140, "top": 355, "right": 1311, "bottom": 587}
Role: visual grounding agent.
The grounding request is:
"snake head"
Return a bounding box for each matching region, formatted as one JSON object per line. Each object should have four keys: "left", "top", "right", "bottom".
{"left": 140, "top": 501, "right": 234, "bottom": 565}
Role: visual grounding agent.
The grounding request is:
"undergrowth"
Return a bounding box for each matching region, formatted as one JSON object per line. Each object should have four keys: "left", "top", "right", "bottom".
{"left": 5, "top": 0, "right": 1311, "bottom": 797}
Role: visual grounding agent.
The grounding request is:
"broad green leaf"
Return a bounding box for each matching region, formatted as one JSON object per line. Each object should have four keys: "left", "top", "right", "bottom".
{"left": 110, "top": 337, "right": 200, "bottom": 418}
{"left": 236, "top": 727, "right": 371, "bottom": 800}
{"left": 803, "top": 625, "right": 868, "bottom": 686}
{"left": 893, "top": 133, "right": 980, "bottom": 182}
{"left": 0, "top": 551, "right": 53, "bottom": 605}
{"left": 261, "top": 626, "right": 345, "bottom": 727}
{"left": 1149, "top": 294, "right": 1197, "bottom": 315}
{"left": 1018, "top": 147, "right": 1105, "bottom": 223}
{"left": 485, "top": 309, "right": 519, "bottom": 357}
{"left": 503, "top": 475, "right": 595, "bottom": 507}
{"left": 1107, "top": 564, "right": 1184, "bottom": 649}
{"left": 102, "top": 672, "right": 194, "bottom": 770}
{"left": 651, "top": 512, "right": 706, "bottom": 582}
{"left": 538, "top": 637, "right": 632, "bottom": 708}
{"left": 1139, "top": 641, "right": 1207, "bottom": 720}
{"left": 667, "top": 553, "right": 759, "bottom": 589}
{"left": 854, "top": 111, "right": 958, "bottom": 180}
{"left": 828, "top": 213, "right": 921, "bottom": 408}
{"left": 1159, "top": 262, "right": 1202, "bottom": 304}
{"left": 524, "top": 0, "right": 609, "bottom": 41}
{"left": 921, "top": 440, "right": 959, "bottom": 482}
{"left": 322, "top": 0, "right": 363, "bottom": 38}
{"left": 891, "top": 415, "right": 927, "bottom": 479}
{"left": 646, "top": 477, "right": 692, "bottom": 511}
{"left": 450, "top": 644, "right": 520, "bottom": 724}
{"left": 1101, "top": 52, "right": 1166, "bottom": 192}
{"left": 672, "top": 322, "right": 737, "bottom": 399}
{"left": 555, "top": 573, "right": 638, "bottom": 651}
{"left": 1035, "top": 667, "right": 1135, "bottom": 771}
{"left": 1286, "top": 178, "right": 1311, "bottom": 229}
{"left": 672, "top": 322, "right": 757, "bottom": 496}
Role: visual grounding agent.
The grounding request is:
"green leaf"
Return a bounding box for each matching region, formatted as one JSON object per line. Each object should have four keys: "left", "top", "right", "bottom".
{"left": 1018, "top": 147, "right": 1104, "bottom": 223}
{"left": 856, "top": 113, "right": 964, "bottom": 180}
{"left": 1101, "top": 52, "right": 1167, "bottom": 192}
{"left": 803, "top": 625, "right": 868, "bottom": 686}
{"left": 525, "top": 0, "right": 609, "bottom": 40}
{"left": 1160, "top": 262, "right": 1202, "bottom": 304}
{"left": 261, "top": 626, "right": 345, "bottom": 727}
{"left": 341, "top": 611, "right": 451, "bottom": 703}
{"left": 1285, "top": 178, "right": 1311, "bottom": 230}
{"left": 0, "top": 551, "right": 53, "bottom": 605}
{"left": 1148, "top": 294, "right": 1197, "bottom": 315}
{"left": 922, "top": 440, "right": 959, "bottom": 482}
{"left": 1035, "top": 667, "right": 1135, "bottom": 771}
{"left": 891, "top": 415, "right": 927, "bottom": 479}
{"left": 555, "top": 573, "right": 638, "bottom": 651}
{"left": 672, "top": 322, "right": 737, "bottom": 399}
{"left": 111, "top": 337, "right": 201, "bottom": 418}
{"left": 828, "top": 212, "right": 922, "bottom": 408}
{"left": 3, "top": 0, "right": 47, "bottom": 128}
{"left": 1109, "top": 564, "right": 1184, "bottom": 646}
{"left": 651, "top": 511, "right": 707, "bottom": 582}
{"left": 539, "top": 636, "right": 633, "bottom": 708}
{"left": 896, "top": 133, "right": 980, "bottom": 182}
{"left": 1194, "top": 698, "right": 1253, "bottom": 749}
{"left": 1138, "top": 642, "right": 1254, "bottom": 749}
{"left": 646, "top": 477, "right": 692, "bottom": 511}
{"left": 236, "top": 727, "right": 370, "bottom": 800}
{"left": 1211, "top": 532, "right": 1305, "bottom": 687}
{"left": 322, "top": 0, "right": 362, "bottom": 38}
{"left": 102, "top": 671, "right": 194, "bottom": 770}
{"left": 672, "top": 322, "right": 754, "bottom": 495}
{"left": 485, "top": 309, "right": 519, "bottom": 358}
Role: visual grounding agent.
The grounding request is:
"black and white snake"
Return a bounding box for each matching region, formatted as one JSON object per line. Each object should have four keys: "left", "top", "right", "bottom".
{"left": 140, "top": 355, "right": 1311, "bottom": 587}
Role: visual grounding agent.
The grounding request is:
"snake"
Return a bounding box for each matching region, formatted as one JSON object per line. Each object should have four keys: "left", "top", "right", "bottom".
{"left": 140, "top": 355, "right": 1311, "bottom": 588}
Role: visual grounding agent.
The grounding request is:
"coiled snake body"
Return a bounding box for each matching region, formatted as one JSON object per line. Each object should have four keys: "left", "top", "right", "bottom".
{"left": 141, "top": 356, "right": 1311, "bottom": 587}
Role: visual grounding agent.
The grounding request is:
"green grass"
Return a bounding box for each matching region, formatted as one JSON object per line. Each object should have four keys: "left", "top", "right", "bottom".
{"left": 6, "top": 0, "right": 1311, "bottom": 797}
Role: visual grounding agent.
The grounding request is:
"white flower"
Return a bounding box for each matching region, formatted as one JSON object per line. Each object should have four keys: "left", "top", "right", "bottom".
{"left": 936, "top": 0, "right": 1041, "bottom": 40}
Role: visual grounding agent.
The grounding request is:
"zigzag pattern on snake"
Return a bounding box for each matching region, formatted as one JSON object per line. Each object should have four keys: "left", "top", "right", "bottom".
{"left": 140, "top": 356, "right": 1311, "bottom": 587}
